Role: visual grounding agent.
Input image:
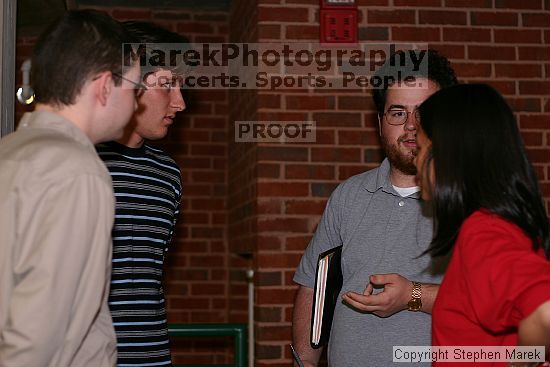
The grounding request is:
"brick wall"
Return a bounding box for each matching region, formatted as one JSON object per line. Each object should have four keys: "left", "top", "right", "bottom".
{"left": 13, "top": 1, "right": 550, "bottom": 366}
{"left": 252, "top": 1, "right": 550, "bottom": 366}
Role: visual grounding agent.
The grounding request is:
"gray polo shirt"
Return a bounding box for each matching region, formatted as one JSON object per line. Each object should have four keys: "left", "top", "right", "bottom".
{"left": 294, "top": 159, "right": 445, "bottom": 366}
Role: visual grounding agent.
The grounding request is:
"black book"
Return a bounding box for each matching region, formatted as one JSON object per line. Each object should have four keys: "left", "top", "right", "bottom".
{"left": 310, "top": 245, "right": 343, "bottom": 349}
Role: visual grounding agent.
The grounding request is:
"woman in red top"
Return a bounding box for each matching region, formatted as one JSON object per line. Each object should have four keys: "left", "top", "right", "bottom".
{"left": 414, "top": 84, "right": 550, "bottom": 366}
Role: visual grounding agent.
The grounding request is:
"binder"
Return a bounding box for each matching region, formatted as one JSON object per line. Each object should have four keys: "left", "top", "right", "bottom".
{"left": 310, "top": 245, "right": 343, "bottom": 349}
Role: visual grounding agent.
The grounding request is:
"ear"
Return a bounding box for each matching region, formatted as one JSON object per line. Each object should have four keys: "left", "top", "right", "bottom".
{"left": 92, "top": 71, "right": 113, "bottom": 107}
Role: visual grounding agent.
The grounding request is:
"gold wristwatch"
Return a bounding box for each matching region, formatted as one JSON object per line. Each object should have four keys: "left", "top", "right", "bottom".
{"left": 407, "top": 281, "right": 422, "bottom": 312}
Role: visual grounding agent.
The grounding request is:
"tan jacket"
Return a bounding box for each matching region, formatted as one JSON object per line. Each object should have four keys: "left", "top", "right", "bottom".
{"left": 0, "top": 111, "right": 117, "bottom": 367}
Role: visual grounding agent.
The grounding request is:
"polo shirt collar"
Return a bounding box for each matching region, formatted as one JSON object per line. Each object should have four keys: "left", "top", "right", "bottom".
{"left": 364, "top": 158, "right": 420, "bottom": 199}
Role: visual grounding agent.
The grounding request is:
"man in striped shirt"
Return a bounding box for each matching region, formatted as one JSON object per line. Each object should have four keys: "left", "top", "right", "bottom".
{"left": 96, "top": 22, "right": 188, "bottom": 367}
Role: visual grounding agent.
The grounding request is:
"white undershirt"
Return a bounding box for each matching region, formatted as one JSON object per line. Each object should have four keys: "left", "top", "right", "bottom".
{"left": 392, "top": 185, "right": 420, "bottom": 197}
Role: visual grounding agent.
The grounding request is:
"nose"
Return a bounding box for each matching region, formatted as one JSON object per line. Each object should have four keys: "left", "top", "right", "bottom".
{"left": 404, "top": 111, "right": 418, "bottom": 131}
{"left": 171, "top": 88, "right": 186, "bottom": 112}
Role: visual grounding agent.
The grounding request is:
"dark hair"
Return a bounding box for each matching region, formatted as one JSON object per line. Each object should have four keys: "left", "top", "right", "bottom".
{"left": 32, "top": 10, "right": 136, "bottom": 106}
{"left": 372, "top": 49, "right": 458, "bottom": 115}
{"left": 418, "top": 83, "right": 549, "bottom": 258}
{"left": 123, "top": 21, "right": 191, "bottom": 77}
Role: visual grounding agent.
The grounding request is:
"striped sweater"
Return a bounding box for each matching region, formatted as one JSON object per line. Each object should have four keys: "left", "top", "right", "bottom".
{"left": 97, "top": 141, "right": 181, "bottom": 367}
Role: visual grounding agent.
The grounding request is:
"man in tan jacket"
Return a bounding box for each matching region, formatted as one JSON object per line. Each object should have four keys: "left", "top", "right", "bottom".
{"left": 0, "top": 11, "right": 142, "bottom": 367}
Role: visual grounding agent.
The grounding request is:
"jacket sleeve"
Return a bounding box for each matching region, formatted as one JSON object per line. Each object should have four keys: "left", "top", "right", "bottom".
{"left": 0, "top": 174, "right": 115, "bottom": 367}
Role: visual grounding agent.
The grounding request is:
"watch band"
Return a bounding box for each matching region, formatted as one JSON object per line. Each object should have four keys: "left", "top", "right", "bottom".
{"left": 407, "top": 281, "right": 422, "bottom": 312}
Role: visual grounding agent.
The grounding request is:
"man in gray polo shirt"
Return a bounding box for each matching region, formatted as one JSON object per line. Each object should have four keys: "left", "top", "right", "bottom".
{"left": 292, "top": 49, "right": 458, "bottom": 366}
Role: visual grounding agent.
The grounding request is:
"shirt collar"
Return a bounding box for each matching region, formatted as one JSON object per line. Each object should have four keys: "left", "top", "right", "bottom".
{"left": 364, "top": 158, "right": 420, "bottom": 200}
{"left": 18, "top": 111, "right": 95, "bottom": 151}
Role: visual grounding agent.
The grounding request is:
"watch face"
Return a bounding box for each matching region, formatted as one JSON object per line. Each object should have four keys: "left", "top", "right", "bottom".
{"left": 408, "top": 298, "right": 422, "bottom": 311}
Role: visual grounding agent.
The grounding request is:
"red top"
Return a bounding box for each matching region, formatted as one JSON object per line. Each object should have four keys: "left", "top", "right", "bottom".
{"left": 432, "top": 210, "right": 550, "bottom": 366}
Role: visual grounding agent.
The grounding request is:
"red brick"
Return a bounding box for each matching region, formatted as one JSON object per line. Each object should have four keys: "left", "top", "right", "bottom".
{"left": 526, "top": 148, "right": 550, "bottom": 163}
{"left": 519, "top": 81, "right": 550, "bottom": 95}
{"left": 258, "top": 163, "right": 281, "bottom": 178}
{"left": 446, "top": 0, "right": 492, "bottom": 6}
{"left": 257, "top": 182, "right": 310, "bottom": 196}
{"left": 177, "top": 23, "right": 215, "bottom": 34}
{"left": 285, "top": 25, "right": 318, "bottom": 40}
{"left": 519, "top": 47, "right": 550, "bottom": 61}
{"left": 338, "top": 96, "right": 375, "bottom": 110}
{"left": 190, "top": 144, "right": 226, "bottom": 156}
{"left": 521, "top": 131, "right": 544, "bottom": 146}
{"left": 190, "top": 198, "right": 225, "bottom": 210}
{"left": 496, "top": 0, "right": 543, "bottom": 9}
{"left": 312, "top": 112, "right": 363, "bottom": 127}
{"left": 314, "top": 130, "right": 336, "bottom": 145}
{"left": 476, "top": 79, "right": 516, "bottom": 95}
{"left": 256, "top": 271, "right": 283, "bottom": 286}
{"left": 338, "top": 130, "right": 380, "bottom": 146}
{"left": 312, "top": 182, "right": 339, "bottom": 197}
{"left": 258, "top": 24, "right": 282, "bottom": 39}
{"left": 256, "top": 344, "right": 282, "bottom": 360}
{"left": 285, "top": 164, "right": 335, "bottom": 180}
{"left": 452, "top": 62, "right": 492, "bottom": 78}
{"left": 471, "top": 11, "right": 518, "bottom": 26}
{"left": 311, "top": 147, "right": 362, "bottom": 162}
{"left": 364, "top": 148, "right": 384, "bottom": 163}
{"left": 194, "top": 117, "right": 226, "bottom": 128}
{"left": 392, "top": 27, "right": 441, "bottom": 42}
{"left": 356, "top": 0, "right": 389, "bottom": 4}
{"left": 520, "top": 115, "right": 550, "bottom": 129}
{"left": 419, "top": 10, "right": 467, "bottom": 25}
{"left": 257, "top": 252, "right": 304, "bottom": 267}
{"left": 257, "top": 289, "right": 297, "bottom": 304}
{"left": 508, "top": 98, "right": 542, "bottom": 113}
{"left": 257, "top": 146, "right": 308, "bottom": 161}
{"left": 468, "top": 45, "right": 516, "bottom": 61}
{"left": 258, "top": 6, "right": 309, "bottom": 22}
{"left": 495, "top": 64, "right": 542, "bottom": 78}
{"left": 257, "top": 306, "right": 283, "bottom": 322}
{"left": 190, "top": 283, "right": 225, "bottom": 295}
{"left": 193, "top": 13, "right": 227, "bottom": 22}
{"left": 443, "top": 28, "right": 491, "bottom": 42}
{"left": 339, "top": 165, "right": 371, "bottom": 179}
{"left": 368, "top": 10, "right": 415, "bottom": 24}
{"left": 257, "top": 112, "right": 308, "bottom": 121}
{"left": 430, "top": 44, "right": 465, "bottom": 59}
{"left": 256, "top": 198, "right": 283, "bottom": 214}
{"left": 358, "top": 27, "right": 389, "bottom": 41}
{"left": 256, "top": 235, "right": 283, "bottom": 250}
{"left": 394, "top": 0, "right": 441, "bottom": 5}
{"left": 494, "top": 29, "right": 542, "bottom": 44}
{"left": 522, "top": 13, "right": 550, "bottom": 27}
{"left": 256, "top": 324, "right": 292, "bottom": 340}
{"left": 286, "top": 235, "right": 314, "bottom": 250}
{"left": 286, "top": 95, "right": 335, "bottom": 110}
{"left": 258, "top": 94, "right": 281, "bottom": 108}
{"left": 285, "top": 199, "right": 327, "bottom": 215}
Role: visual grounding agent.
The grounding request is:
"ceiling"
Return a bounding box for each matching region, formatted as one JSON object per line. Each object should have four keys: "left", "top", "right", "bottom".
{"left": 17, "top": 0, "right": 230, "bottom": 37}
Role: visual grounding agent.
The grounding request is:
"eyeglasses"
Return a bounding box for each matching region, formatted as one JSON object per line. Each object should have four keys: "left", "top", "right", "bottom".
{"left": 112, "top": 73, "right": 147, "bottom": 98}
{"left": 383, "top": 108, "right": 421, "bottom": 126}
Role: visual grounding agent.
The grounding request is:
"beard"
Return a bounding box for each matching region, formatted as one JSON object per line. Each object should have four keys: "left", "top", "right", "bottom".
{"left": 381, "top": 134, "right": 417, "bottom": 176}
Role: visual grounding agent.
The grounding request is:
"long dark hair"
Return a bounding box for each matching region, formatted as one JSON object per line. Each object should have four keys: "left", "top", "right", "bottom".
{"left": 418, "top": 84, "right": 549, "bottom": 258}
